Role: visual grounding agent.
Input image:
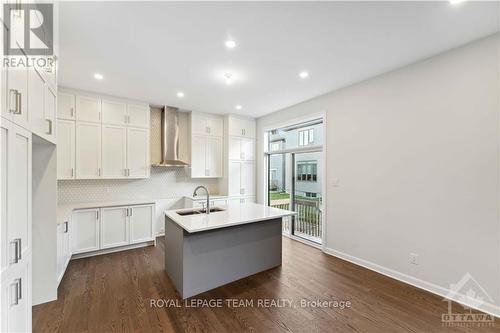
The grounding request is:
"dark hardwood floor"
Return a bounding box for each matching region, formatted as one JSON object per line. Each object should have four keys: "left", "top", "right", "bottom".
{"left": 33, "top": 237, "right": 499, "bottom": 332}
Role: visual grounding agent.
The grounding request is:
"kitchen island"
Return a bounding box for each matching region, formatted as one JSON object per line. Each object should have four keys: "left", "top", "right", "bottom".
{"left": 164, "top": 202, "right": 296, "bottom": 299}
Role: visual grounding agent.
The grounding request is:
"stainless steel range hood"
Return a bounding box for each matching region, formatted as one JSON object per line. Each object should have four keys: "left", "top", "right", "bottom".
{"left": 152, "top": 106, "right": 189, "bottom": 167}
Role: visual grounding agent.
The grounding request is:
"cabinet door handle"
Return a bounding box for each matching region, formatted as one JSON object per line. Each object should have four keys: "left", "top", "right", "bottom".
{"left": 98, "top": 168, "right": 101, "bottom": 177}
{"left": 10, "top": 279, "right": 19, "bottom": 306}
{"left": 70, "top": 107, "right": 74, "bottom": 117}
{"left": 71, "top": 168, "right": 74, "bottom": 178}
{"left": 129, "top": 208, "right": 133, "bottom": 217}
{"left": 16, "top": 238, "right": 21, "bottom": 261}
{"left": 17, "top": 278, "right": 22, "bottom": 300}
{"left": 64, "top": 221, "right": 69, "bottom": 233}
{"left": 45, "top": 119, "right": 52, "bottom": 135}
{"left": 14, "top": 91, "right": 22, "bottom": 115}
{"left": 10, "top": 239, "right": 19, "bottom": 264}
{"left": 9, "top": 89, "right": 18, "bottom": 113}
{"left": 96, "top": 210, "right": 99, "bottom": 220}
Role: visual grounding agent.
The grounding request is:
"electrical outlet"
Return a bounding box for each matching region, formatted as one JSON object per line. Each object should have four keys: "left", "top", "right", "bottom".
{"left": 409, "top": 253, "right": 419, "bottom": 265}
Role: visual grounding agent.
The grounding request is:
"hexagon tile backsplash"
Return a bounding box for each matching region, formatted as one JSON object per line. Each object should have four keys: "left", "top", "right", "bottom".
{"left": 58, "top": 166, "right": 220, "bottom": 204}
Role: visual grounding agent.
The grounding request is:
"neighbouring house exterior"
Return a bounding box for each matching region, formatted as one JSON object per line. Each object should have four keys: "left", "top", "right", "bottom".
{"left": 268, "top": 121, "right": 323, "bottom": 199}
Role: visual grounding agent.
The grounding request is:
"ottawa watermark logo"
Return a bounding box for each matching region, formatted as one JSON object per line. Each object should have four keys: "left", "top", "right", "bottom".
{"left": 442, "top": 273, "right": 495, "bottom": 328}
{"left": 2, "top": 3, "right": 54, "bottom": 70}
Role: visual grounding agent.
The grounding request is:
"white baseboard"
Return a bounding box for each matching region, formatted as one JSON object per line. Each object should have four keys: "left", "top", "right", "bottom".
{"left": 71, "top": 241, "right": 154, "bottom": 260}
{"left": 323, "top": 247, "right": 500, "bottom": 318}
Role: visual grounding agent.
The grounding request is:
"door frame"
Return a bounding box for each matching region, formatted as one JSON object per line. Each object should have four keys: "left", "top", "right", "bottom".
{"left": 262, "top": 113, "right": 327, "bottom": 248}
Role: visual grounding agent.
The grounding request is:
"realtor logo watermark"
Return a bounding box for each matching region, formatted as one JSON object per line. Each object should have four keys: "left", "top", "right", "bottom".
{"left": 442, "top": 273, "right": 495, "bottom": 328}
{"left": 2, "top": 3, "right": 54, "bottom": 70}
{"left": 3, "top": 3, "right": 53, "bottom": 55}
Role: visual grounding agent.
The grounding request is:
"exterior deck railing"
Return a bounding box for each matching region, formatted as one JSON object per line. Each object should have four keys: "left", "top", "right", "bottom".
{"left": 270, "top": 197, "right": 322, "bottom": 243}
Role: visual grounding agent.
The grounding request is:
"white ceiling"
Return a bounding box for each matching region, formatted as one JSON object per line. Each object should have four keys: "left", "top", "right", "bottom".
{"left": 59, "top": 1, "right": 499, "bottom": 118}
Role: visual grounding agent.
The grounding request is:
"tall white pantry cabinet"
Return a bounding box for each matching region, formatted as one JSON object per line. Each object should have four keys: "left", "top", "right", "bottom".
{"left": 224, "top": 115, "right": 256, "bottom": 204}
{"left": 1, "top": 2, "right": 59, "bottom": 330}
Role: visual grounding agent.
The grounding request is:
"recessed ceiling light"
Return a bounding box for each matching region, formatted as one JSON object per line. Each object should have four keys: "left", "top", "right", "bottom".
{"left": 176, "top": 91, "right": 184, "bottom": 98}
{"left": 299, "top": 71, "right": 309, "bottom": 79}
{"left": 94, "top": 73, "right": 104, "bottom": 80}
{"left": 449, "top": 0, "right": 466, "bottom": 4}
{"left": 225, "top": 39, "right": 236, "bottom": 49}
{"left": 224, "top": 73, "right": 233, "bottom": 85}
{"left": 235, "top": 105, "right": 242, "bottom": 110}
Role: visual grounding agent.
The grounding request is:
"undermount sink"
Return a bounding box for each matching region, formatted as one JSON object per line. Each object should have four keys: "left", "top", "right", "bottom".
{"left": 176, "top": 207, "right": 225, "bottom": 216}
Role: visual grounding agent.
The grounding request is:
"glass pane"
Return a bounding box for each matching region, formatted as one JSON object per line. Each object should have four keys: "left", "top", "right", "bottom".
{"left": 267, "top": 119, "right": 323, "bottom": 151}
{"left": 294, "top": 152, "right": 322, "bottom": 244}
{"left": 268, "top": 153, "right": 292, "bottom": 235}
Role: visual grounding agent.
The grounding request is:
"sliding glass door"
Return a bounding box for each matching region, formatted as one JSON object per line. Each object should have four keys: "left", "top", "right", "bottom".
{"left": 266, "top": 119, "right": 323, "bottom": 244}
{"left": 292, "top": 152, "right": 322, "bottom": 243}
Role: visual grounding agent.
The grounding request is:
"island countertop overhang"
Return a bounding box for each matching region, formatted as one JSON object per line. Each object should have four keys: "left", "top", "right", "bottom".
{"left": 164, "top": 202, "right": 296, "bottom": 233}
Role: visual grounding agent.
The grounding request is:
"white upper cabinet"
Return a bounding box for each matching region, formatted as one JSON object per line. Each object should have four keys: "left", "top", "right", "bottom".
{"left": 127, "top": 104, "right": 150, "bottom": 128}
{"left": 28, "top": 68, "right": 56, "bottom": 143}
{"left": 43, "top": 85, "right": 57, "bottom": 142}
{"left": 5, "top": 55, "right": 29, "bottom": 129}
{"left": 190, "top": 112, "right": 223, "bottom": 178}
{"left": 75, "top": 122, "right": 101, "bottom": 179}
{"left": 191, "top": 113, "right": 223, "bottom": 137}
{"left": 57, "top": 120, "right": 75, "bottom": 180}
{"left": 28, "top": 68, "right": 45, "bottom": 137}
{"left": 102, "top": 100, "right": 127, "bottom": 126}
{"left": 101, "top": 125, "right": 127, "bottom": 178}
{"left": 229, "top": 137, "right": 255, "bottom": 161}
{"left": 60, "top": 90, "right": 150, "bottom": 180}
{"left": 228, "top": 116, "right": 255, "bottom": 138}
{"left": 190, "top": 135, "right": 206, "bottom": 177}
{"left": 127, "top": 127, "right": 150, "bottom": 178}
{"left": 205, "top": 137, "right": 222, "bottom": 178}
{"left": 191, "top": 135, "right": 222, "bottom": 178}
{"left": 76, "top": 95, "right": 101, "bottom": 123}
{"left": 240, "top": 162, "right": 255, "bottom": 196}
{"left": 227, "top": 161, "right": 255, "bottom": 197}
{"left": 57, "top": 92, "right": 75, "bottom": 120}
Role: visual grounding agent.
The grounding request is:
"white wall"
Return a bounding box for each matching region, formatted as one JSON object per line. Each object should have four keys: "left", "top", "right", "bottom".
{"left": 256, "top": 34, "right": 500, "bottom": 314}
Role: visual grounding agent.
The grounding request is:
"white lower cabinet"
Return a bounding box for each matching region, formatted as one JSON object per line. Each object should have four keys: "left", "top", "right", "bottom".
{"left": 56, "top": 220, "right": 71, "bottom": 284}
{"left": 100, "top": 207, "right": 129, "bottom": 249}
{"left": 129, "top": 205, "right": 153, "bottom": 244}
{"left": 1, "top": 259, "right": 31, "bottom": 333}
{"left": 71, "top": 209, "right": 100, "bottom": 254}
{"left": 71, "top": 204, "right": 154, "bottom": 256}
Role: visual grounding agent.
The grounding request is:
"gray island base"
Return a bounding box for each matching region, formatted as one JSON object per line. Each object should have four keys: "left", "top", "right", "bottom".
{"left": 165, "top": 216, "right": 283, "bottom": 299}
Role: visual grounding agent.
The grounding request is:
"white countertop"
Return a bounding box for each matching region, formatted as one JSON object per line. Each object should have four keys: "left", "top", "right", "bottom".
{"left": 57, "top": 199, "right": 156, "bottom": 225}
{"left": 164, "top": 202, "right": 296, "bottom": 233}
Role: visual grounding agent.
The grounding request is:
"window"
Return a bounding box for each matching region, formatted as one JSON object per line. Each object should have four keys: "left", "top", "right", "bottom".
{"left": 270, "top": 141, "right": 284, "bottom": 151}
{"left": 298, "top": 129, "right": 314, "bottom": 146}
{"left": 305, "top": 192, "right": 317, "bottom": 198}
{"left": 296, "top": 161, "right": 317, "bottom": 182}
